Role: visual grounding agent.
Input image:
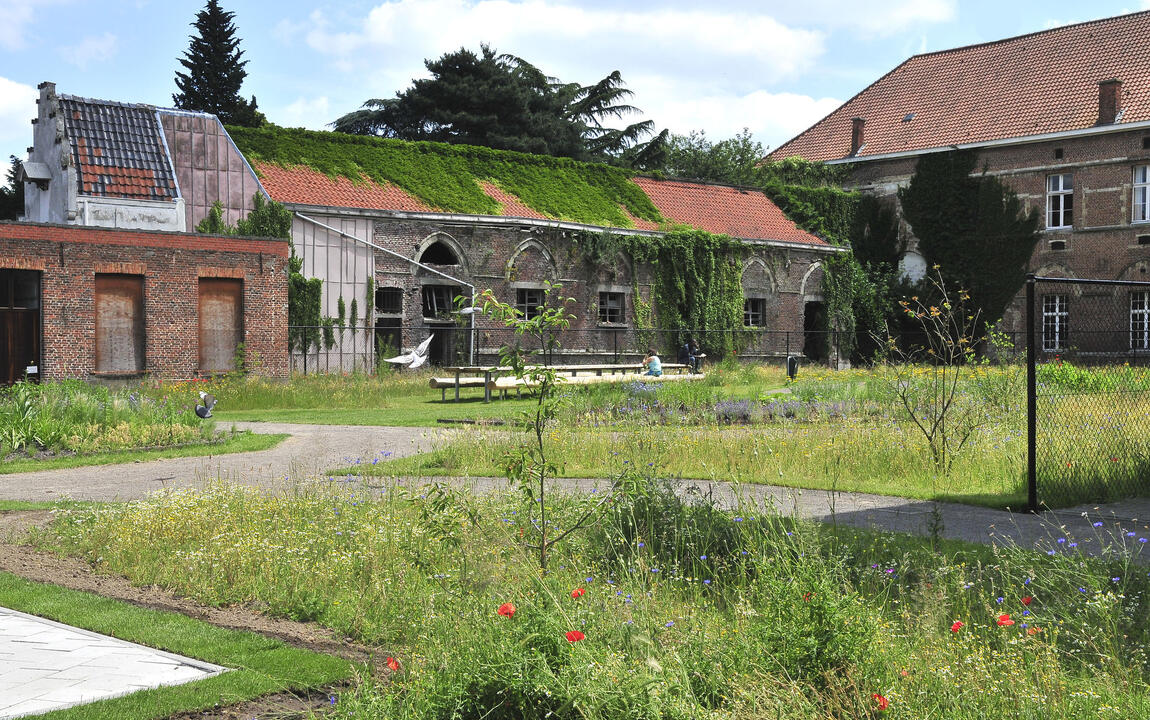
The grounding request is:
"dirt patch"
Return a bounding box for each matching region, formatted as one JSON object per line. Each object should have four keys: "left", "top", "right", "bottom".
{"left": 0, "top": 510, "right": 383, "bottom": 717}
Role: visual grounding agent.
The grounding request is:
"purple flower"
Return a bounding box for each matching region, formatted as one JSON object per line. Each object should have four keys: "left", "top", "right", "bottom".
{"left": 1093, "top": 522, "right": 1104, "bottom": 527}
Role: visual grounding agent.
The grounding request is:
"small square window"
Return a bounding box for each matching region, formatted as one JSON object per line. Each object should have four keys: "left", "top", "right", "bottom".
{"left": 744, "top": 298, "right": 766, "bottom": 327}
{"left": 375, "top": 287, "right": 402, "bottom": 315}
{"left": 598, "top": 292, "right": 624, "bottom": 324}
{"left": 1054, "top": 148, "right": 1064, "bottom": 159}
{"left": 515, "top": 288, "right": 544, "bottom": 319}
{"left": 1143, "top": 136, "right": 1150, "bottom": 150}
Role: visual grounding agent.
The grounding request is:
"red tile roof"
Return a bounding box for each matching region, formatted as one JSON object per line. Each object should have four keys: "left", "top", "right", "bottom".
{"left": 254, "top": 161, "right": 823, "bottom": 246}
{"left": 255, "top": 163, "right": 432, "bottom": 212}
{"left": 632, "top": 177, "right": 825, "bottom": 245}
{"left": 61, "top": 97, "right": 177, "bottom": 201}
{"left": 769, "top": 11, "right": 1150, "bottom": 162}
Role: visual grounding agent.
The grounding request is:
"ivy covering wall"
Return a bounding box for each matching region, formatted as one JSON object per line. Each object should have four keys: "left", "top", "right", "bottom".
{"left": 228, "top": 126, "right": 663, "bottom": 229}
{"left": 576, "top": 229, "right": 746, "bottom": 356}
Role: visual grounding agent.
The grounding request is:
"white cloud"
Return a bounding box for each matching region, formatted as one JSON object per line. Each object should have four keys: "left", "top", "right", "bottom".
{"left": 305, "top": 0, "right": 826, "bottom": 94}
{"left": 0, "top": 1, "right": 37, "bottom": 50}
{"left": 771, "top": 0, "right": 955, "bottom": 36}
{"left": 0, "top": 0, "right": 74, "bottom": 51}
{"left": 0, "top": 76, "right": 38, "bottom": 159}
{"left": 646, "top": 87, "right": 841, "bottom": 152}
{"left": 279, "top": 95, "right": 332, "bottom": 130}
{"left": 61, "top": 33, "right": 118, "bottom": 70}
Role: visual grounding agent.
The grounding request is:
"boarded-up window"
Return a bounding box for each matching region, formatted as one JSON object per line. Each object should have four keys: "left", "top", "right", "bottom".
{"left": 199, "top": 278, "right": 243, "bottom": 372}
{"left": 95, "top": 274, "right": 145, "bottom": 373}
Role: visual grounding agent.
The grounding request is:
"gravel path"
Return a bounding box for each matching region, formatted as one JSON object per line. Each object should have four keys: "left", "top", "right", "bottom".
{"left": 4, "top": 422, "right": 1149, "bottom": 561}
{"left": 0, "top": 423, "right": 440, "bottom": 502}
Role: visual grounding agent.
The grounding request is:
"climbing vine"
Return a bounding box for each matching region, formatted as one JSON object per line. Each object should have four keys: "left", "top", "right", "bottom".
{"left": 577, "top": 229, "right": 746, "bottom": 356}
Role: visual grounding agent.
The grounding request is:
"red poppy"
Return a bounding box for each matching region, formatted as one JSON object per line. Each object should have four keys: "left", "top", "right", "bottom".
{"left": 571, "top": 587, "right": 585, "bottom": 599}
{"left": 802, "top": 591, "right": 815, "bottom": 602}
{"left": 386, "top": 656, "right": 400, "bottom": 672}
{"left": 1020, "top": 596, "right": 1032, "bottom": 606}
{"left": 950, "top": 621, "right": 964, "bottom": 633}
{"left": 997, "top": 613, "right": 1015, "bottom": 626}
{"left": 872, "top": 693, "right": 889, "bottom": 711}
{"left": 498, "top": 602, "right": 516, "bottom": 618}
{"left": 565, "top": 630, "right": 585, "bottom": 643}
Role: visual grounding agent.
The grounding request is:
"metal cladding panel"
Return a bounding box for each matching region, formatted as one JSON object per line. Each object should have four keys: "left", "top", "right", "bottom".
{"left": 198, "top": 278, "right": 243, "bottom": 372}
{"left": 94, "top": 274, "right": 145, "bottom": 372}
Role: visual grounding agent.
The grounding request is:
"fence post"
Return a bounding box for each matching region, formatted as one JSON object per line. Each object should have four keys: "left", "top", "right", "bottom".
{"left": 1026, "top": 274, "right": 1038, "bottom": 513}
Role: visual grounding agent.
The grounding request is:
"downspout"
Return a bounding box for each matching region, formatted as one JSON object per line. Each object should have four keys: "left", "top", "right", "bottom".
{"left": 293, "top": 212, "right": 477, "bottom": 365}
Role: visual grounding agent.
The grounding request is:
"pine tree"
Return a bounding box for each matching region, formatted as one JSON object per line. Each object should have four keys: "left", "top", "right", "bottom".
{"left": 0, "top": 156, "right": 24, "bottom": 221}
{"left": 173, "top": 0, "right": 263, "bottom": 127}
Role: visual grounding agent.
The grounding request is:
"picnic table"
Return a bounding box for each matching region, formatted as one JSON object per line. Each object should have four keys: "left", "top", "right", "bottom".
{"left": 431, "top": 363, "right": 697, "bottom": 402}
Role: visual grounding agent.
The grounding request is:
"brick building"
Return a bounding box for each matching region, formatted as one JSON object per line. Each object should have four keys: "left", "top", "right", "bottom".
{"left": 768, "top": 11, "right": 1150, "bottom": 355}
{"left": 0, "top": 222, "right": 288, "bottom": 384}
{"left": 13, "top": 82, "right": 843, "bottom": 376}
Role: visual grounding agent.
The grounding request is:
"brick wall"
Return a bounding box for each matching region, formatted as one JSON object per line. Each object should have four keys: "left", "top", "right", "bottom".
{"left": 0, "top": 221, "right": 289, "bottom": 381}
{"left": 366, "top": 217, "right": 827, "bottom": 364}
{"left": 845, "top": 127, "right": 1150, "bottom": 336}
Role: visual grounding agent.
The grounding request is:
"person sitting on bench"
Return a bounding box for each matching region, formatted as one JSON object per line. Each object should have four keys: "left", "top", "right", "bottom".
{"left": 678, "top": 338, "right": 703, "bottom": 373}
{"left": 643, "top": 349, "right": 663, "bottom": 376}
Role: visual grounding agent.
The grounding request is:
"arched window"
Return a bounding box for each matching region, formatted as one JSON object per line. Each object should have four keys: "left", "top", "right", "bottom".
{"left": 419, "top": 241, "right": 460, "bottom": 265}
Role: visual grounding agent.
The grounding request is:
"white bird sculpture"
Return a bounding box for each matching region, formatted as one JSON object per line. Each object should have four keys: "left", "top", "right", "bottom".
{"left": 383, "top": 334, "right": 435, "bottom": 369}
{"left": 195, "top": 390, "right": 217, "bottom": 419}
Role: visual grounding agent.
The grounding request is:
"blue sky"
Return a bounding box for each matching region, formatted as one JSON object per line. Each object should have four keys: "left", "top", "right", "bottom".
{"left": 2, "top": 0, "right": 1149, "bottom": 166}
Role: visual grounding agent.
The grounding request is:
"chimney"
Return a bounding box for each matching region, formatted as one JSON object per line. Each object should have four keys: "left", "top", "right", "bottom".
{"left": 850, "top": 117, "right": 866, "bottom": 155}
{"left": 1098, "top": 79, "right": 1123, "bottom": 125}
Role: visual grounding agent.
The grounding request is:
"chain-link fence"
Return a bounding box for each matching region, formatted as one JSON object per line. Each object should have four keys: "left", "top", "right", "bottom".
{"left": 1027, "top": 275, "right": 1150, "bottom": 509}
{"left": 288, "top": 324, "right": 845, "bottom": 374}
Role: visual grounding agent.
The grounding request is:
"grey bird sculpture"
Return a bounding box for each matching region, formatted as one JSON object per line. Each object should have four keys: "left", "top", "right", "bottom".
{"left": 195, "top": 390, "right": 217, "bottom": 419}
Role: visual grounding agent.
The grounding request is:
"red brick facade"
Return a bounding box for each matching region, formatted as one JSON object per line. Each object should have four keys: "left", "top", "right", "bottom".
{"left": 0, "top": 222, "right": 289, "bottom": 381}
{"left": 845, "top": 127, "right": 1150, "bottom": 336}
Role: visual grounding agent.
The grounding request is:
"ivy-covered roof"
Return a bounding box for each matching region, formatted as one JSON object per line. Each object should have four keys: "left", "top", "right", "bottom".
{"left": 229, "top": 126, "right": 825, "bottom": 245}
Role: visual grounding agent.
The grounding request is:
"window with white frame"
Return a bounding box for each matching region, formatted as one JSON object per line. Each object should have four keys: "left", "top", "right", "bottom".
{"left": 515, "top": 288, "right": 544, "bottom": 319}
{"left": 597, "top": 291, "right": 624, "bottom": 324}
{"left": 1047, "top": 174, "right": 1073, "bottom": 229}
{"left": 744, "top": 298, "right": 766, "bottom": 327}
{"left": 1042, "top": 294, "right": 1068, "bottom": 351}
{"left": 1135, "top": 165, "right": 1150, "bottom": 224}
{"left": 1132, "top": 292, "right": 1150, "bottom": 350}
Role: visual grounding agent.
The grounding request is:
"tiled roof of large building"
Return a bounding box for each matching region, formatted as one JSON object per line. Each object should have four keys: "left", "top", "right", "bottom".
{"left": 632, "top": 177, "right": 824, "bottom": 244}
{"left": 769, "top": 11, "right": 1150, "bottom": 162}
{"left": 59, "top": 96, "right": 178, "bottom": 200}
{"left": 255, "top": 163, "right": 432, "bottom": 212}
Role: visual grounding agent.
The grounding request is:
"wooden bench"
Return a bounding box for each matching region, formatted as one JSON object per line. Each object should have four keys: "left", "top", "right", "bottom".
{"left": 487, "top": 367, "right": 704, "bottom": 399}
{"left": 437, "top": 363, "right": 696, "bottom": 402}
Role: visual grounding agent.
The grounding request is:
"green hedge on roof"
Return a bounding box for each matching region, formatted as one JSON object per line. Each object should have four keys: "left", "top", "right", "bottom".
{"left": 227, "top": 126, "right": 664, "bottom": 228}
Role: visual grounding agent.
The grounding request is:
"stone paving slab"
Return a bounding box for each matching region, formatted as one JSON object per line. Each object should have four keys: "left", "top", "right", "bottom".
{"left": 0, "top": 607, "right": 225, "bottom": 719}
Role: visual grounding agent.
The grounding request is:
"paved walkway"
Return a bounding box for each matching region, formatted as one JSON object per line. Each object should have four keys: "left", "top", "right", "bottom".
{"left": 0, "top": 607, "right": 224, "bottom": 718}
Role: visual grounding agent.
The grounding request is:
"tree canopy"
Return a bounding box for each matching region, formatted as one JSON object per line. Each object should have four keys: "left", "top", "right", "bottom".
{"left": 173, "top": 0, "right": 263, "bottom": 127}
{"left": 659, "top": 129, "right": 766, "bottom": 185}
{"left": 332, "top": 45, "right": 659, "bottom": 165}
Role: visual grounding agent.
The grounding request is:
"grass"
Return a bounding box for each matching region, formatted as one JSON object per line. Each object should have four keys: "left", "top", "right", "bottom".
{"left": 172, "top": 361, "right": 1150, "bottom": 509}
{"left": 0, "top": 432, "right": 287, "bottom": 474}
{"left": 0, "top": 570, "right": 353, "bottom": 720}
{"left": 40, "top": 479, "right": 1150, "bottom": 719}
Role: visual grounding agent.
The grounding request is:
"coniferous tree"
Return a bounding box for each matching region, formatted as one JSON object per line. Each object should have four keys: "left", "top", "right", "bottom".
{"left": 173, "top": 0, "right": 263, "bottom": 126}
{"left": 0, "top": 156, "right": 24, "bottom": 221}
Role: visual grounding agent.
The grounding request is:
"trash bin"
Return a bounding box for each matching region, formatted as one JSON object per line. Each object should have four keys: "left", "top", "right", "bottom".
{"left": 785, "top": 355, "right": 799, "bottom": 381}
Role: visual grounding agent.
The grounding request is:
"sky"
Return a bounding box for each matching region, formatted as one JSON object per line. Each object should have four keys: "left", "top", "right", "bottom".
{"left": 2, "top": 0, "right": 1150, "bottom": 167}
